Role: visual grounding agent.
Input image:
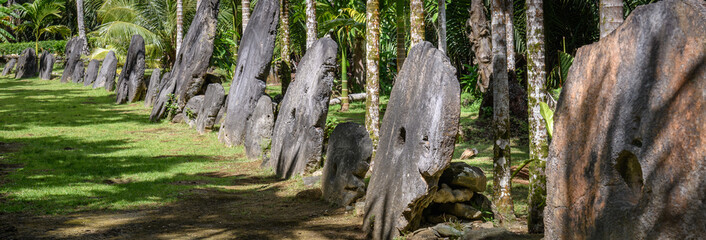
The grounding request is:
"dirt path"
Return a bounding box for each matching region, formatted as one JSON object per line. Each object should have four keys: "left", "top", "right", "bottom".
{"left": 0, "top": 160, "right": 365, "bottom": 239}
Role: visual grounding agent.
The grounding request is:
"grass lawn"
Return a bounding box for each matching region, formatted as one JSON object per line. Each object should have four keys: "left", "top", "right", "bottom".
{"left": 0, "top": 72, "right": 531, "bottom": 238}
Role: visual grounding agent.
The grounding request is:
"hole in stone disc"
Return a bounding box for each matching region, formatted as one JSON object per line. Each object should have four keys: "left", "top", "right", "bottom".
{"left": 397, "top": 127, "right": 406, "bottom": 145}
{"left": 614, "top": 150, "right": 644, "bottom": 196}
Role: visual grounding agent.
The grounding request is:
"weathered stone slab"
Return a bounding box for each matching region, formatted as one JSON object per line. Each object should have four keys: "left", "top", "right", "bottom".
{"left": 144, "top": 69, "right": 162, "bottom": 107}
{"left": 266, "top": 37, "right": 337, "bottom": 179}
{"left": 545, "top": 1, "right": 706, "bottom": 239}
{"left": 14, "top": 48, "right": 37, "bottom": 79}
{"left": 151, "top": 0, "right": 219, "bottom": 121}
{"left": 116, "top": 35, "right": 146, "bottom": 104}
{"left": 243, "top": 95, "right": 274, "bottom": 160}
{"left": 61, "top": 37, "right": 84, "bottom": 83}
{"left": 95, "top": 51, "right": 117, "bottom": 90}
{"left": 196, "top": 83, "right": 226, "bottom": 134}
{"left": 184, "top": 95, "right": 204, "bottom": 127}
{"left": 72, "top": 61, "right": 84, "bottom": 84}
{"left": 2, "top": 58, "right": 16, "bottom": 76}
{"left": 218, "top": 0, "right": 280, "bottom": 146}
{"left": 321, "top": 122, "right": 372, "bottom": 207}
{"left": 363, "top": 42, "right": 460, "bottom": 240}
{"left": 39, "top": 51, "right": 55, "bottom": 80}
{"left": 83, "top": 59, "right": 100, "bottom": 87}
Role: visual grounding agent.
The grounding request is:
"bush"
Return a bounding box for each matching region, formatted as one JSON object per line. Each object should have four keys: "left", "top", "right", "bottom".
{"left": 0, "top": 40, "right": 68, "bottom": 56}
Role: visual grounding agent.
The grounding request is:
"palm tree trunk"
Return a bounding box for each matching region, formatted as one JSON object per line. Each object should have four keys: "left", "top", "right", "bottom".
{"left": 176, "top": 0, "right": 183, "bottom": 54}
{"left": 305, "top": 0, "right": 317, "bottom": 49}
{"left": 341, "top": 47, "right": 350, "bottom": 111}
{"left": 491, "top": 0, "right": 515, "bottom": 225}
{"left": 437, "top": 0, "right": 446, "bottom": 53}
{"left": 504, "top": 0, "right": 514, "bottom": 71}
{"left": 526, "top": 0, "right": 548, "bottom": 233}
{"left": 410, "top": 0, "right": 424, "bottom": 46}
{"left": 396, "top": 0, "right": 407, "bottom": 73}
{"left": 366, "top": 0, "right": 380, "bottom": 162}
{"left": 232, "top": 0, "right": 239, "bottom": 61}
{"left": 280, "top": 0, "right": 291, "bottom": 95}
{"left": 242, "top": 0, "right": 250, "bottom": 30}
{"left": 600, "top": 0, "right": 623, "bottom": 38}
{"left": 76, "top": 0, "right": 88, "bottom": 54}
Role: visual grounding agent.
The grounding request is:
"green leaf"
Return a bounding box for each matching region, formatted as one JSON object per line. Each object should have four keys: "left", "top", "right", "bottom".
{"left": 539, "top": 102, "right": 554, "bottom": 139}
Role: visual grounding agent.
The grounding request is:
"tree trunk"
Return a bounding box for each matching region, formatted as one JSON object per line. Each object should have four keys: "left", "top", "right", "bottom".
{"left": 410, "top": 0, "right": 424, "bottom": 46}
{"left": 242, "top": 0, "right": 250, "bottom": 31}
{"left": 396, "top": 0, "right": 407, "bottom": 73}
{"left": 437, "top": 0, "right": 447, "bottom": 53}
{"left": 76, "top": 0, "right": 88, "bottom": 54}
{"left": 504, "top": 0, "right": 514, "bottom": 71}
{"left": 232, "top": 0, "right": 239, "bottom": 61}
{"left": 366, "top": 0, "right": 381, "bottom": 161}
{"left": 306, "top": 0, "right": 317, "bottom": 49}
{"left": 176, "top": 0, "right": 184, "bottom": 54}
{"left": 491, "top": 0, "right": 515, "bottom": 225}
{"left": 599, "top": 0, "right": 623, "bottom": 38}
{"left": 341, "top": 48, "right": 350, "bottom": 111}
{"left": 280, "top": 0, "right": 291, "bottom": 95}
{"left": 526, "top": 0, "right": 548, "bottom": 233}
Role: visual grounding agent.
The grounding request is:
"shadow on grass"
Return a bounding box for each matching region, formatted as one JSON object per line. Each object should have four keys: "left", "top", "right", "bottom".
{"left": 0, "top": 77, "right": 364, "bottom": 239}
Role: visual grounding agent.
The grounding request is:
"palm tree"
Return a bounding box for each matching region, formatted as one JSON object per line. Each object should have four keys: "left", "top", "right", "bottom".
{"left": 280, "top": 0, "right": 291, "bottom": 94}
{"left": 437, "top": 0, "right": 446, "bottom": 53}
{"left": 504, "top": 0, "right": 514, "bottom": 71}
{"left": 365, "top": 0, "right": 380, "bottom": 159}
{"left": 15, "top": 0, "right": 70, "bottom": 53}
{"left": 176, "top": 0, "right": 183, "bottom": 54}
{"left": 491, "top": 0, "right": 515, "bottom": 225}
{"left": 409, "top": 0, "right": 423, "bottom": 46}
{"left": 305, "top": 0, "right": 316, "bottom": 49}
{"left": 320, "top": 0, "right": 365, "bottom": 112}
{"left": 599, "top": 0, "right": 623, "bottom": 38}
{"left": 76, "top": 0, "right": 89, "bottom": 54}
{"left": 242, "top": 0, "right": 249, "bottom": 30}
{"left": 395, "top": 0, "right": 407, "bottom": 72}
{"left": 526, "top": 0, "right": 548, "bottom": 233}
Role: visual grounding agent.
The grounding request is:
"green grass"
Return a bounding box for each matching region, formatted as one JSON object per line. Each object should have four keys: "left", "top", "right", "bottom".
{"left": 0, "top": 74, "right": 529, "bottom": 218}
{"left": 0, "top": 76, "right": 246, "bottom": 214}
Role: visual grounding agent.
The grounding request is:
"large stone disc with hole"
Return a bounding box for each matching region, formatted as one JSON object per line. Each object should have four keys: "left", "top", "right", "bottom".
{"left": 545, "top": 1, "right": 706, "bottom": 239}
{"left": 363, "top": 41, "right": 460, "bottom": 240}
{"left": 266, "top": 37, "right": 336, "bottom": 179}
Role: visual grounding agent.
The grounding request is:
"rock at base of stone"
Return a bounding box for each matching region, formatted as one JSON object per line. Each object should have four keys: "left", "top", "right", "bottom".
{"left": 440, "top": 162, "right": 487, "bottom": 193}
{"left": 83, "top": 59, "right": 100, "bottom": 87}
{"left": 267, "top": 37, "right": 337, "bottom": 179}
{"left": 218, "top": 0, "right": 280, "bottom": 147}
{"left": 95, "top": 51, "right": 117, "bottom": 90}
{"left": 321, "top": 122, "right": 372, "bottom": 207}
{"left": 115, "top": 35, "right": 146, "bottom": 104}
{"left": 433, "top": 183, "right": 474, "bottom": 204}
{"left": 363, "top": 42, "right": 460, "bottom": 240}
{"left": 195, "top": 83, "right": 226, "bottom": 134}
{"left": 545, "top": 1, "right": 706, "bottom": 239}
{"left": 39, "top": 51, "right": 55, "bottom": 80}
{"left": 184, "top": 95, "right": 204, "bottom": 127}
{"left": 144, "top": 69, "right": 162, "bottom": 107}
{"left": 243, "top": 95, "right": 274, "bottom": 160}
{"left": 2, "top": 58, "right": 16, "bottom": 76}
{"left": 72, "top": 61, "right": 84, "bottom": 84}
{"left": 14, "top": 48, "right": 38, "bottom": 79}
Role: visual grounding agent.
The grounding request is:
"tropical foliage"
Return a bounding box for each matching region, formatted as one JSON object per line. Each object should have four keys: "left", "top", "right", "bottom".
{"left": 13, "top": 0, "right": 70, "bottom": 53}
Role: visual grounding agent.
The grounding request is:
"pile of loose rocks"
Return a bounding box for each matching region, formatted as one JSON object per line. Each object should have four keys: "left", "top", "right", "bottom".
{"left": 423, "top": 162, "right": 492, "bottom": 224}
